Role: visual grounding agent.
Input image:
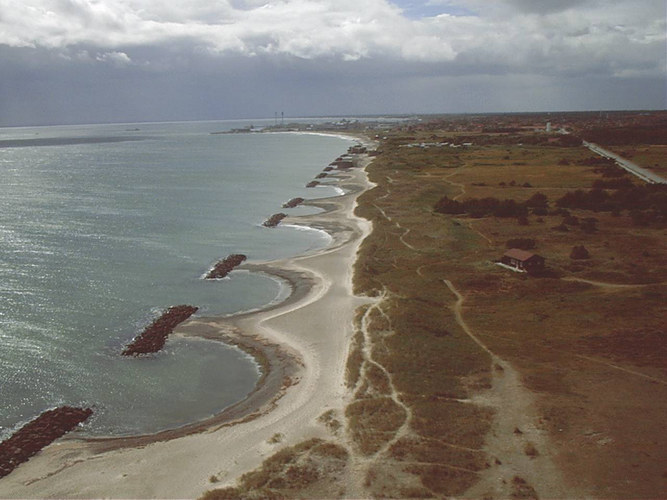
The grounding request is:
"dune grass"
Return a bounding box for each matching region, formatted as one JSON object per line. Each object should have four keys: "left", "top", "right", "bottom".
{"left": 204, "top": 116, "right": 667, "bottom": 498}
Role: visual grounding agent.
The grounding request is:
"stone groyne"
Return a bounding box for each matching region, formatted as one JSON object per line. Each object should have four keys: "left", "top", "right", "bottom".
{"left": 0, "top": 406, "right": 93, "bottom": 478}
{"left": 122, "top": 305, "right": 199, "bottom": 356}
{"left": 263, "top": 213, "right": 287, "bottom": 228}
{"left": 205, "top": 254, "right": 247, "bottom": 279}
{"left": 282, "top": 197, "right": 305, "bottom": 208}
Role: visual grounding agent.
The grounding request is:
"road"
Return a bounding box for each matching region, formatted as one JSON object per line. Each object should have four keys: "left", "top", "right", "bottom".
{"left": 583, "top": 141, "right": 666, "bottom": 184}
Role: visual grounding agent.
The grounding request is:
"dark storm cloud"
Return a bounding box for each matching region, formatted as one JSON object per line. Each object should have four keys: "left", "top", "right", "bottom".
{"left": 0, "top": 0, "right": 664, "bottom": 126}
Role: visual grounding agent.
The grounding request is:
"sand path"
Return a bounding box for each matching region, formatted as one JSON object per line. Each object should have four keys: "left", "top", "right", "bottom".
{"left": 444, "top": 280, "right": 573, "bottom": 499}
{"left": 356, "top": 171, "right": 572, "bottom": 498}
{"left": 342, "top": 293, "right": 414, "bottom": 498}
{"left": 0, "top": 161, "right": 375, "bottom": 499}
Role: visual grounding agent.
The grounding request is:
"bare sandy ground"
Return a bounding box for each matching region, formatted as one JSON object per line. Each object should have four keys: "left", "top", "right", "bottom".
{"left": 0, "top": 159, "right": 375, "bottom": 498}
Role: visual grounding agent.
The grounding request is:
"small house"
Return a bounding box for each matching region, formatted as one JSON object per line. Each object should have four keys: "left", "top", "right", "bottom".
{"left": 501, "top": 249, "right": 545, "bottom": 272}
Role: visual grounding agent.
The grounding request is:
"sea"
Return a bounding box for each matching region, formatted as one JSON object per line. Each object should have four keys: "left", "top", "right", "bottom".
{"left": 0, "top": 120, "right": 355, "bottom": 439}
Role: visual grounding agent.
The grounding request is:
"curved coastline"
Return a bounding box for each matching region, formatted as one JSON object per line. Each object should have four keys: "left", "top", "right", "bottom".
{"left": 86, "top": 150, "right": 368, "bottom": 447}
{"left": 0, "top": 138, "right": 377, "bottom": 498}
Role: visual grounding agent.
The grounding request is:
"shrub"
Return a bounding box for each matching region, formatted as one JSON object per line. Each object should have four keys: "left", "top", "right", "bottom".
{"left": 525, "top": 192, "right": 548, "bottom": 209}
{"left": 435, "top": 196, "right": 527, "bottom": 218}
{"left": 506, "top": 238, "right": 536, "bottom": 250}
{"left": 524, "top": 442, "right": 539, "bottom": 458}
{"left": 570, "top": 245, "right": 590, "bottom": 260}
{"left": 555, "top": 135, "right": 582, "bottom": 147}
{"left": 630, "top": 210, "right": 653, "bottom": 226}
{"left": 592, "top": 178, "right": 634, "bottom": 189}
{"left": 434, "top": 196, "right": 465, "bottom": 214}
{"left": 494, "top": 199, "right": 528, "bottom": 217}
{"left": 556, "top": 184, "right": 667, "bottom": 218}
{"left": 556, "top": 188, "right": 609, "bottom": 211}
{"left": 580, "top": 218, "right": 598, "bottom": 233}
{"left": 600, "top": 166, "right": 627, "bottom": 178}
{"left": 550, "top": 208, "right": 570, "bottom": 217}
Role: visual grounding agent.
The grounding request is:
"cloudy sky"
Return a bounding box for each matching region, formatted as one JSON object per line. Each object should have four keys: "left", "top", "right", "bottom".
{"left": 0, "top": 0, "right": 665, "bottom": 126}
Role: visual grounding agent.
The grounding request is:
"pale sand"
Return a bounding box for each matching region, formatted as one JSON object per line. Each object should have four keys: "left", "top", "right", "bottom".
{"left": 0, "top": 157, "right": 375, "bottom": 498}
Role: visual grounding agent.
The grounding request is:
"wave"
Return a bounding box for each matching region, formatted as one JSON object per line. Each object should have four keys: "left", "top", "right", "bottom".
{"left": 279, "top": 223, "right": 333, "bottom": 245}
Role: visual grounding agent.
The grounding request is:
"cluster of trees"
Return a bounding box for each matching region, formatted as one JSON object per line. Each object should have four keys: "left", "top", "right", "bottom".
{"left": 582, "top": 126, "right": 667, "bottom": 146}
{"left": 556, "top": 185, "right": 667, "bottom": 225}
{"left": 577, "top": 156, "right": 616, "bottom": 167}
{"left": 487, "top": 134, "right": 582, "bottom": 147}
{"left": 415, "top": 133, "right": 583, "bottom": 148}
{"left": 591, "top": 178, "right": 635, "bottom": 189}
{"left": 434, "top": 196, "right": 527, "bottom": 218}
{"left": 435, "top": 178, "right": 666, "bottom": 227}
{"left": 499, "top": 180, "right": 532, "bottom": 187}
{"left": 434, "top": 192, "right": 548, "bottom": 219}
{"left": 551, "top": 216, "right": 598, "bottom": 234}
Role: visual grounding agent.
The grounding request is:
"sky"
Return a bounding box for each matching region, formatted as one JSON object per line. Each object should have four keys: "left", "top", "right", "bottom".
{"left": 0, "top": 0, "right": 665, "bottom": 126}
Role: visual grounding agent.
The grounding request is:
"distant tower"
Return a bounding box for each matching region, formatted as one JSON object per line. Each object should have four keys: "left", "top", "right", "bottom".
{"left": 546, "top": 122, "right": 552, "bottom": 133}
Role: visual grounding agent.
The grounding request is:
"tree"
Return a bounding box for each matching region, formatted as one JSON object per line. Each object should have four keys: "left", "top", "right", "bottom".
{"left": 434, "top": 196, "right": 465, "bottom": 214}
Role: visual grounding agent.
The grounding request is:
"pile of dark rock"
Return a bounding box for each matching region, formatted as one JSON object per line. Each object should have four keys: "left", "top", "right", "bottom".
{"left": 122, "top": 305, "right": 199, "bottom": 356}
{"left": 205, "top": 254, "right": 247, "bottom": 279}
{"left": 0, "top": 406, "right": 93, "bottom": 478}
{"left": 282, "top": 197, "right": 305, "bottom": 208}
{"left": 263, "top": 213, "right": 287, "bottom": 227}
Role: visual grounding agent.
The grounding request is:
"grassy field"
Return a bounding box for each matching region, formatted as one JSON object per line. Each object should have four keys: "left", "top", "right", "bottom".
{"left": 606, "top": 144, "right": 667, "bottom": 178}
{"left": 204, "top": 116, "right": 667, "bottom": 498}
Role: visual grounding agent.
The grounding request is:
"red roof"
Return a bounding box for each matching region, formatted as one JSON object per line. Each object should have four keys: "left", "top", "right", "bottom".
{"left": 503, "top": 248, "right": 539, "bottom": 261}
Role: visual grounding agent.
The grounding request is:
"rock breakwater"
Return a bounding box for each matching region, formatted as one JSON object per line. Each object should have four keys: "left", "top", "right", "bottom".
{"left": 263, "top": 213, "right": 287, "bottom": 227}
{"left": 0, "top": 406, "right": 93, "bottom": 478}
{"left": 282, "top": 197, "right": 305, "bottom": 208}
{"left": 122, "top": 305, "right": 199, "bottom": 356}
{"left": 205, "top": 254, "right": 247, "bottom": 279}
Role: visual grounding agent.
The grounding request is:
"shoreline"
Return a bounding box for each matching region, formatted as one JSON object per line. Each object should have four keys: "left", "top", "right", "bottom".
{"left": 0, "top": 140, "right": 377, "bottom": 498}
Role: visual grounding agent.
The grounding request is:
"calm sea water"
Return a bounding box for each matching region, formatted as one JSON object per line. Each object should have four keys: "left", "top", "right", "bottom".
{"left": 0, "top": 120, "right": 354, "bottom": 438}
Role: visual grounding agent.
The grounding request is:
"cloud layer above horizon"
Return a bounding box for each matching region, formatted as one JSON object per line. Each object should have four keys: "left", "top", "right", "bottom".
{"left": 1, "top": 0, "right": 665, "bottom": 125}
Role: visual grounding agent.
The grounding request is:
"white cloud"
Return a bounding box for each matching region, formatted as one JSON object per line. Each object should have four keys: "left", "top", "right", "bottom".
{"left": 96, "top": 50, "right": 132, "bottom": 66}
{"left": 0, "top": 0, "right": 664, "bottom": 79}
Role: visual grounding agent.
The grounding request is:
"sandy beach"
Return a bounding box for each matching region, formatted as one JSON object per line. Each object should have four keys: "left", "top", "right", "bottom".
{"left": 0, "top": 150, "right": 375, "bottom": 498}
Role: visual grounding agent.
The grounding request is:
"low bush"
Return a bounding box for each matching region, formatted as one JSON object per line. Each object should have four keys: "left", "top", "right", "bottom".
{"left": 570, "top": 245, "right": 591, "bottom": 260}
{"left": 506, "top": 238, "right": 536, "bottom": 250}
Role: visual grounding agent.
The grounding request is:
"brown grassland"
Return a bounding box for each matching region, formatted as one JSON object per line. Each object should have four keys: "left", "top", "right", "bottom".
{"left": 607, "top": 144, "right": 667, "bottom": 178}
{"left": 204, "top": 113, "right": 667, "bottom": 499}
